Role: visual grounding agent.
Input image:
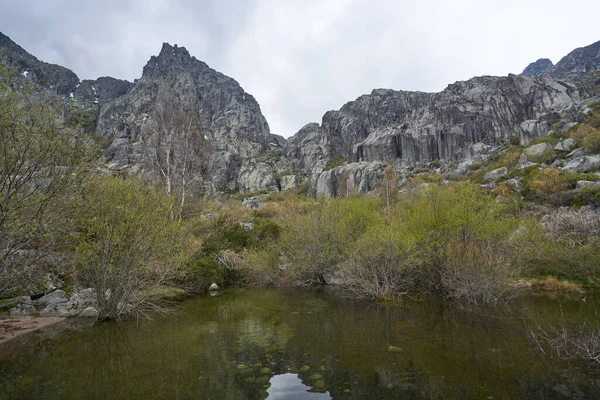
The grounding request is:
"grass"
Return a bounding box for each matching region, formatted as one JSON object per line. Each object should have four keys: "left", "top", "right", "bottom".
{"left": 529, "top": 276, "right": 583, "bottom": 293}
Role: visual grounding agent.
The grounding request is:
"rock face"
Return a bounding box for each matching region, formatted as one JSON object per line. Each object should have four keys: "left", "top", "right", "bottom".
{"left": 2, "top": 30, "right": 600, "bottom": 197}
{"left": 0, "top": 32, "right": 79, "bottom": 96}
{"left": 73, "top": 77, "right": 132, "bottom": 104}
{"left": 97, "top": 43, "right": 274, "bottom": 192}
{"left": 521, "top": 58, "right": 554, "bottom": 76}
{"left": 289, "top": 72, "right": 596, "bottom": 196}
{"left": 553, "top": 40, "right": 600, "bottom": 74}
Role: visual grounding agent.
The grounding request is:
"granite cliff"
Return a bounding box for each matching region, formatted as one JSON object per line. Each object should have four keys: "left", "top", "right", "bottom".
{"left": 1, "top": 31, "right": 599, "bottom": 197}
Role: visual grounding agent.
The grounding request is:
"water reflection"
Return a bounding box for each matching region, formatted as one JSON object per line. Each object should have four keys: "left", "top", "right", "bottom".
{"left": 0, "top": 288, "right": 599, "bottom": 399}
{"left": 267, "top": 374, "right": 331, "bottom": 399}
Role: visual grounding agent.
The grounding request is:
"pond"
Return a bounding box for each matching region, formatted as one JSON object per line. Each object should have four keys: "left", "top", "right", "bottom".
{"left": 0, "top": 287, "right": 599, "bottom": 399}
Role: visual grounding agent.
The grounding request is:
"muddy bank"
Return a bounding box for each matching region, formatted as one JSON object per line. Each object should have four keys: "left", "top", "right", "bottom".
{"left": 0, "top": 316, "right": 65, "bottom": 344}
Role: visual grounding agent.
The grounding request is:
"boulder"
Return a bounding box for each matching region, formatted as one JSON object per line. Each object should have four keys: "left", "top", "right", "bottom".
{"left": 554, "top": 138, "right": 578, "bottom": 152}
{"left": 78, "top": 307, "right": 99, "bottom": 319}
{"left": 523, "top": 142, "right": 553, "bottom": 162}
{"left": 576, "top": 180, "right": 600, "bottom": 189}
{"left": 562, "top": 155, "right": 600, "bottom": 173}
{"left": 209, "top": 283, "right": 219, "bottom": 291}
{"left": 10, "top": 288, "right": 98, "bottom": 318}
{"left": 242, "top": 195, "right": 266, "bottom": 210}
{"left": 484, "top": 167, "right": 508, "bottom": 181}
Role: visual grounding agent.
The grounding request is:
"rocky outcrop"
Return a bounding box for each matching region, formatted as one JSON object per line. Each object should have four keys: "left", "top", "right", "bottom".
{"left": 2, "top": 30, "right": 600, "bottom": 197}
{"left": 73, "top": 77, "right": 132, "bottom": 104}
{"left": 10, "top": 289, "right": 97, "bottom": 318}
{"left": 310, "top": 162, "right": 384, "bottom": 197}
{"left": 290, "top": 72, "right": 597, "bottom": 196}
{"left": 0, "top": 32, "right": 79, "bottom": 96}
{"left": 553, "top": 40, "right": 600, "bottom": 74}
{"left": 96, "top": 43, "right": 274, "bottom": 191}
{"left": 521, "top": 58, "right": 554, "bottom": 76}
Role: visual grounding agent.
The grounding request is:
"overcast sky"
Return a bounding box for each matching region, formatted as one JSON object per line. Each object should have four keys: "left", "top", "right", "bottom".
{"left": 1, "top": 0, "right": 599, "bottom": 137}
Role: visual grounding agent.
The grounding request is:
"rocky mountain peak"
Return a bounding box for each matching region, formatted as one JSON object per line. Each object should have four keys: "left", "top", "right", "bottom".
{"left": 142, "top": 42, "right": 207, "bottom": 79}
{"left": 521, "top": 58, "right": 554, "bottom": 76}
{"left": 554, "top": 40, "right": 600, "bottom": 73}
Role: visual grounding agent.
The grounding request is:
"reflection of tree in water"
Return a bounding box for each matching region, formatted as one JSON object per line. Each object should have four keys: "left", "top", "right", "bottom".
{"left": 1, "top": 289, "right": 600, "bottom": 399}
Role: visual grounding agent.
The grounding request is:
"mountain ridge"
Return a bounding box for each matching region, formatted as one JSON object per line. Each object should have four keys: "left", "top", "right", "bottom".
{"left": 1, "top": 30, "right": 599, "bottom": 196}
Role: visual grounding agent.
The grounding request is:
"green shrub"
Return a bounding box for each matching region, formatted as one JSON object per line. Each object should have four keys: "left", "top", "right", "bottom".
{"left": 582, "top": 130, "right": 600, "bottom": 153}
{"left": 324, "top": 154, "right": 347, "bottom": 171}
{"left": 74, "top": 177, "right": 189, "bottom": 320}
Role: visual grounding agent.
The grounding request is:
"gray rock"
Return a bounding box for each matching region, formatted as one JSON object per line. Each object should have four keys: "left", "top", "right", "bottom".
{"left": 311, "top": 162, "right": 384, "bottom": 197}
{"left": 554, "top": 138, "right": 578, "bottom": 152}
{"left": 576, "top": 180, "right": 600, "bottom": 189}
{"left": 505, "top": 178, "right": 522, "bottom": 190}
{"left": 36, "top": 289, "right": 68, "bottom": 306}
{"left": 567, "top": 147, "right": 589, "bottom": 158}
{"left": 0, "top": 32, "right": 79, "bottom": 96}
{"left": 280, "top": 175, "right": 300, "bottom": 191}
{"left": 238, "top": 162, "right": 276, "bottom": 192}
{"left": 523, "top": 142, "right": 553, "bottom": 161}
{"left": 521, "top": 58, "right": 554, "bottom": 76}
{"left": 553, "top": 40, "right": 600, "bottom": 74}
{"left": 242, "top": 195, "right": 267, "bottom": 210}
{"left": 97, "top": 43, "right": 273, "bottom": 192}
{"left": 209, "top": 283, "right": 219, "bottom": 291}
{"left": 484, "top": 167, "right": 508, "bottom": 181}
{"left": 562, "top": 155, "right": 600, "bottom": 173}
{"left": 10, "top": 288, "right": 97, "bottom": 318}
{"left": 78, "top": 307, "right": 99, "bottom": 319}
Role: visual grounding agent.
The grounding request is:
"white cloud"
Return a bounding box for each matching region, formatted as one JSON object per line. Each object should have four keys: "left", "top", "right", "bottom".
{"left": 1, "top": 0, "right": 599, "bottom": 137}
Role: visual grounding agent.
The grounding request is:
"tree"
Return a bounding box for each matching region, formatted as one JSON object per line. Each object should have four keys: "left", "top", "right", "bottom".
{"left": 142, "top": 91, "right": 210, "bottom": 219}
{"left": 380, "top": 164, "right": 398, "bottom": 212}
{"left": 74, "top": 177, "right": 188, "bottom": 320}
{"left": 0, "top": 62, "right": 90, "bottom": 297}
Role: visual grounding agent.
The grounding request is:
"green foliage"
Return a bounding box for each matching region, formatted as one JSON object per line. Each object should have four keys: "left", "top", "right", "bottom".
{"left": 74, "top": 177, "right": 189, "bottom": 319}
{"left": 0, "top": 62, "right": 91, "bottom": 297}
{"left": 574, "top": 185, "right": 600, "bottom": 207}
{"left": 582, "top": 130, "right": 600, "bottom": 153}
{"left": 324, "top": 154, "right": 347, "bottom": 171}
{"left": 65, "top": 106, "right": 98, "bottom": 133}
{"left": 396, "top": 184, "right": 520, "bottom": 303}
{"left": 509, "top": 136, "right": 521, "bottom": 146}
{"left": 517, "top": 219, "right": 600, "bottom": 280}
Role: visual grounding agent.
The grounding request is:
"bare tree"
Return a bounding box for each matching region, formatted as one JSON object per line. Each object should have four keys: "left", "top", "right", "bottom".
{"left": 380, "top": 164, "right": 398, "bottom": 212}
{"left": 142, "top": 91, "right": 210, "bottom": 219}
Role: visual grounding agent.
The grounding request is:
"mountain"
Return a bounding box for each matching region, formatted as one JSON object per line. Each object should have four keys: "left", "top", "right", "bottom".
{"left": 97, "top": 43, "right": 276, "bottom": 191}
{"left": 521, "top": 58, "right": 554, "bottom": 76}
{"left": 1, "top": 31, "right": 599, "bottom": 197}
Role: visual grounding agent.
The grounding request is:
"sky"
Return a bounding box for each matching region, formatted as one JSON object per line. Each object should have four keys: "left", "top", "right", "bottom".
{"left": 1, "top": 0, "right": 599, "bottom": 137}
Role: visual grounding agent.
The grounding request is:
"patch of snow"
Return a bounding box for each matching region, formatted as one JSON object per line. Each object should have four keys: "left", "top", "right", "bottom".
{"left": 204, "top": 135, "right": 208, "bottom": 140}
{"left": 22, "top": 70, "right": 29, "bottom": 77}
{"left": 76, "top": 83, "right": 80, "bottom": 88}
{"left": 91, "top": 85, "right": 96, "bottom": 94}
{"left": 69, "top": 92, "right": 74, "bottom": 98}
{"left": 242, "top": 94, "right": 246, "bottom": 100}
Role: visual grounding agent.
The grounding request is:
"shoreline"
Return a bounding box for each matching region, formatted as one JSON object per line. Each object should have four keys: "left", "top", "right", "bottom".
{"left": 0, "top": 315, "right": 66, "bottom": 345}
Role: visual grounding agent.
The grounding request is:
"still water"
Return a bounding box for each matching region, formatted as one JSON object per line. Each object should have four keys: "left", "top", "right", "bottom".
{"left": 1, "top": 287, "right": 599, "bottom": 399}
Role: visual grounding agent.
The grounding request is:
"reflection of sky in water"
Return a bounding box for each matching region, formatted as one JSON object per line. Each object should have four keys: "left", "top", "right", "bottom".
{"left": 267, "top": 374, "right": 331, "bottom": 399}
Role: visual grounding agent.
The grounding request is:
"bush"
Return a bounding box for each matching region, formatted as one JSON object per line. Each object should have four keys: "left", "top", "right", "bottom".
{"left": 582, "top": 130, "right": 600, "bottom": 153}
{"left": 517, "top": 219, "right": 600, "bottom": 279}
{"left": 324, "top": 154, "right": 347, "bottom": 171}
{"left": 400, "top": 184, "right": 520, "bottom": 304}
{"left": 343, "top": 222, "right": 418, "bottom": 300}
{"left": 529, "top": 168, "right": 569, "bottom": 195}
{"left": 74, "top": 177, "right": 189, "bottom": 320}
{"left": 0, "top": 63, "right": 91, "bottom": 297}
